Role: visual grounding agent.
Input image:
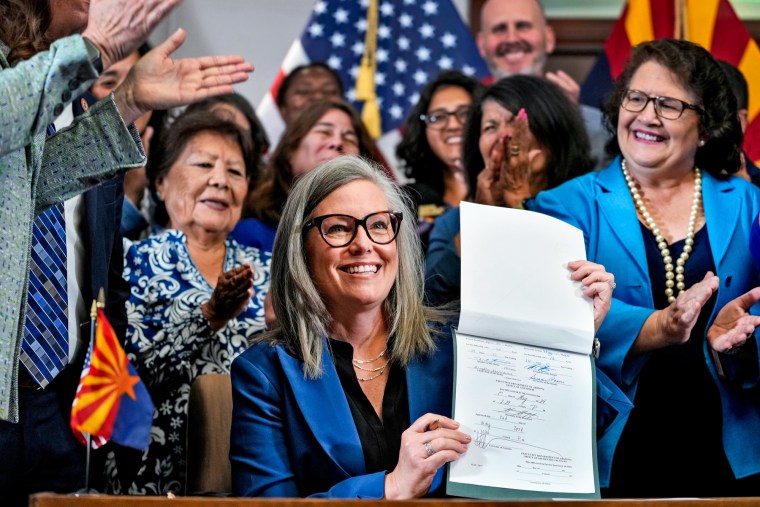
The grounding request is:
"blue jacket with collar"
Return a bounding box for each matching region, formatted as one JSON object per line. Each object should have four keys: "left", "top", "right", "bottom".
{"left": 230, "top": 334, "right": 453, "bottom": 498}
{"left": 530, "top": 157, "right": 760, "bottom": 482}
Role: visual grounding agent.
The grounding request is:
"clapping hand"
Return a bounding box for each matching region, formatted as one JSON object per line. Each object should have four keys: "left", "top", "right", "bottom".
{"left": 500, "top": 108, "right": 541, "bottom": 194}
{"left": 475, "top": 134, "right": 505, "bottom": 206}
{"left": 202, "top": 264, "right": 254, "bottom": 331}
{"left": 707, "top": 287, "right": 760, "bottom": 353}
{"left": 476, "top": 108, "right": 544, "bottom": 208}
{"left": 115, "top": 29, "right": 254, "bottom": 125}
{"left": 82, "top": 0, "right": 182, "bottom": 69}
{"left": 633, "top": 272, "right": 720, "bottom": 353}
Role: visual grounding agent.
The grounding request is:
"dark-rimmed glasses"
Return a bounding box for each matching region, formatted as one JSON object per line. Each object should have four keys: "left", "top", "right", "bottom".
{"left": 420, "top": 105, "right": 471, "bottom": 130}
{"left": 621, "top": 89, "right": 703, "bottom": 120}
{"left": 304, "top": 211, "right": 403, "bottom": 248}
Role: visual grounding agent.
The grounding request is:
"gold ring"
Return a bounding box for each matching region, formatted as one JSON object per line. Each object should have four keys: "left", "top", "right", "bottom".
{"left": 509, "top": 145, "right": 520, "bottom": 156}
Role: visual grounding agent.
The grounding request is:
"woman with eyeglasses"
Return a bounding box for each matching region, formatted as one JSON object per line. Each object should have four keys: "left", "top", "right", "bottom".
{"left": 424, "top": 75, "right": 594, "bottom": 306}
{"left": 229, "top": 155, "right": 619, "bottom": 498}
{"left": 234, "top": 99, "right": 387, "bottom": 254}
{"left": 396, "top": 71, "right": 483, "bottom": 253}
{"left": 531, "top": 39, "right": 760, "bottom": 497}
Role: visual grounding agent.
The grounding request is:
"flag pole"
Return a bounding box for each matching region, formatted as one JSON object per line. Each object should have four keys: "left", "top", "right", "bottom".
{"left": 674, "top": 0, "right": 686, "bottom": 40}
{"left": 83, "top": 289, "right": 106, "bottom": 493}
{"left": 354, "top": 0, "right": 381, "bottom": 139}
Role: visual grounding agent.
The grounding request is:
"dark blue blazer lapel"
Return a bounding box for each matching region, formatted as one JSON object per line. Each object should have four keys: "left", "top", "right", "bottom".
{"left": 276, "top": 340, "right": 366, "bottom": 477}
{"left": 406, "top": 332, "right": 454, "bottom": 494}
{"left": 407, "top": 332, "right": 454, "bottom": 421}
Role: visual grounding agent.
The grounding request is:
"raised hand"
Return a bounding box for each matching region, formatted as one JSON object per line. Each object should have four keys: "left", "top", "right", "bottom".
{"left": 707, "top": 287, "right": 760, "bottom": 353}
{"left": 475, "top": 134, "right": 505, "bottom": 206}
{"left": 502, "top": 109, "right": 544, "bottom": 183}
{"left": 634, "top": 272, "right": 719, "bottom": 353}
{"left": 384, "top": 413, "right": 470, "bottom": 499}
{"left": 202, "top": 264, "right": 254, "bottom": 331}
{"left": 114, "top": 29, "right": 254, "bottom": 125}
{"left": 568, "top": 260, "right": 615, "bottom": 333}
{"left": 82, "top": 0, "right": 183, "bottom": 69}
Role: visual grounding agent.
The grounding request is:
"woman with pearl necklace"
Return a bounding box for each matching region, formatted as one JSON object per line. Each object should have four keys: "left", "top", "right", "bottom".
{"left": 531, "top": 39, "right": 760, "bottom": 497}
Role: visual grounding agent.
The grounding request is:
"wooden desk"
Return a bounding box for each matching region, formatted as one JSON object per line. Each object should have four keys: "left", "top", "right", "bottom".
{"left": 28, "top": 494, "right": 760, "bottom": 507}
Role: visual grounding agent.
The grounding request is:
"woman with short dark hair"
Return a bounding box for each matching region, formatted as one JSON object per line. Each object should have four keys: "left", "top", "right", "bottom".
{"left": 107, "top": 109, "right": 271, "bottom": 495}
{"left": 532, "top": 38, "right": 760, "bottom": 496}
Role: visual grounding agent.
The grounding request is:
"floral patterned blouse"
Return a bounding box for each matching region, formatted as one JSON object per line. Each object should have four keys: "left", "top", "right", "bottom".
{"left": 105, "top": 229, "right": 270, "bottom": 495}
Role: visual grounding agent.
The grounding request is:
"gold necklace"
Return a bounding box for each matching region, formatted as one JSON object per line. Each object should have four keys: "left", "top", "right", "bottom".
{"left": 621, "top": 159, "right": 702, "bottom": 304}
{"left": 351, "top": 348, "right": 386, "bottom": 364}
{"left": 352, "top": 348, "right": 389, "bottom": 381}
{"left": 355, "top": 363, "right": 390, "bottom": 382}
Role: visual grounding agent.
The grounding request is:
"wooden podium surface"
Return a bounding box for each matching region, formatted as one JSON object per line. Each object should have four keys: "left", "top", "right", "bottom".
{"left": 28, "top": 494, "right": 760, "bottom": 507}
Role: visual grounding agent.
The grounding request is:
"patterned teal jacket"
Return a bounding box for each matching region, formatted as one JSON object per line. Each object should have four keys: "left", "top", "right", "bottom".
{"left": 0, "top": 35, "right": 145, "bottom": 422}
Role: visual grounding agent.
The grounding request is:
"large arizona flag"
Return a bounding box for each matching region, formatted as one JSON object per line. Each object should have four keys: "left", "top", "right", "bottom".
{"left": 257, "top": 0, "right": 490, "bottom": 175}
{"left": 581, "top": 0, "right": 760, "bottom": 163}
{"left": 70, "top": 309, "right": 153, "bottom": 450}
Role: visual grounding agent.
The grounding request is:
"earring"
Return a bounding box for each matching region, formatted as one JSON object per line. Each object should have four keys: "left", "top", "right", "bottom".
{"left": 155, "top": 191, "right": 162, "bottom": 202}
{"left": 698, "top": 139, "right": 705, "bottom": 147}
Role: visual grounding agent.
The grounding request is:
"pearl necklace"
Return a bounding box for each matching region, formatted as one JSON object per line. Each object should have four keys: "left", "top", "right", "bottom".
{"left": 621, "top": 159, "right": 702, "bottom": 304}
{"left": 352, "top": 348, "right": 389, "bottom": 382}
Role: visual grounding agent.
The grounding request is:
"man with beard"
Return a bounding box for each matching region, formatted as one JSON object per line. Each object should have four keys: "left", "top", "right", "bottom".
{"left": 477, "top": 0, "right": 608, "bottom": 168}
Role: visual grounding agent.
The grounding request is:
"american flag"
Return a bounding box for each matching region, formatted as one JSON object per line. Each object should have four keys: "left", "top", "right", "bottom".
{"left": 256, "top": 0, "right": 490, "bottom": 177}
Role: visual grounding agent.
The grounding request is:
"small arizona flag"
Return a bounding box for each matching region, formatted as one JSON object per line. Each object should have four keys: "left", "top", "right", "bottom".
{"left": 71, "top": 309, "right": 153, "bottom": 450}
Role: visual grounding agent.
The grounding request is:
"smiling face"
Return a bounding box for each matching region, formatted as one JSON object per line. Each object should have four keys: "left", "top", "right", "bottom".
{"left": 425, "top": 85, "right": 472, "bottom": 171}
{"left": 305, "top": 180, "right": 398, "bottom": 315}
{"left": 156, "top": 131, "right": 248, "bottom": 238}
{"left": 617, "top": 60, "right": 702, "bottom": 177}
{"left": 289, "top": 108, "right": 361, "bottom": 178}
{"left": 477, "top": 0, "right": 555, "bottom": 78}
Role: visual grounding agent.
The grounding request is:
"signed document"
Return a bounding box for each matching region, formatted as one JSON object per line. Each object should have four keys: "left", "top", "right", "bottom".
{"left": 447, "top": 202, "right": 598, "bottom": 499}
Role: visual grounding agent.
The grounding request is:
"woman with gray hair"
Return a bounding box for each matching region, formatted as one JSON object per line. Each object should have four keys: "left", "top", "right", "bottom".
{"left": 230, "top": 155, "right": 615, "bottom": 498}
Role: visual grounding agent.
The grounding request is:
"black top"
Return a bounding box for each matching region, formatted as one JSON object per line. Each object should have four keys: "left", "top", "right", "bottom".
{"left": 607, "top": 224, "right": 760, "bottom": 497}
{"left": 329, "top": 339, "right": 410, "bottom": 474}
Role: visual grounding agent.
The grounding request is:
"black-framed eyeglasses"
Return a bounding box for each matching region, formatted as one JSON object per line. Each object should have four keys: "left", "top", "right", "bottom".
{"left": 304, "top": 211, "right": 403, "bottom": 248}
{"left": 420, "top": 105, "right": 471, "bottom": 130}
{"left": 621, "top": 89, "right": 703, "bottom": 120}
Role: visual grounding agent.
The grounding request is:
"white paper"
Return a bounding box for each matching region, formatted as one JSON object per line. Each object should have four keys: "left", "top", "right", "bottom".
{"left": 450, "top": 334, "right": 594, "bottom": 493}
{"left": 449, "top": 202, "right": 597, "bottom": 495}
{"left": 458, "top": 202, "right": 593, "bottom": 355}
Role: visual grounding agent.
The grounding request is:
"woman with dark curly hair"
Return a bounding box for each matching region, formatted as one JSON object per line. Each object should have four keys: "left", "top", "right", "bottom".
{"left": 531, "top": 38, "right": 760, "bottom": 496}
{"left": 396, "top": 71, "right": 482, "bottom": 251}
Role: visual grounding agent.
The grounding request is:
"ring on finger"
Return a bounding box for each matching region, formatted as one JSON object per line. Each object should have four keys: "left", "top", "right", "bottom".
{"left": 423, "top": 441, "right": 435, "bottom": 457}
{"left": 609, "top": 281, "right": 616, "bottom": 289}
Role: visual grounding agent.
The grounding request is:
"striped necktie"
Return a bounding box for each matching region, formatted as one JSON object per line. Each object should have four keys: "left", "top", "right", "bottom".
{"left": 20, "top": 121, "right": 69, "bottom": 387}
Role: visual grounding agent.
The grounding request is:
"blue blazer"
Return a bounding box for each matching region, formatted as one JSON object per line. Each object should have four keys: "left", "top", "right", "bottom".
{"left": 531, "top": 157, "right": 760, "bottom": 482}
{"left": 230, "top": 334, "right": 453, "bottom": 498}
